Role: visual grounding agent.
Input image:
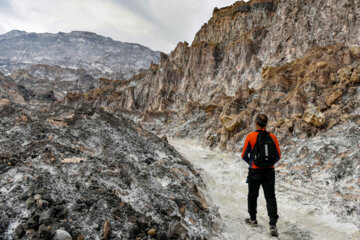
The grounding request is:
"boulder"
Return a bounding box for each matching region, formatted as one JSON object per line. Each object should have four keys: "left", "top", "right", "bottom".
{"left": 52, "top": 230, "right": 72, "bottom": 240}
{"left": 220, "top": 114, "right": 241, "bottom": 131}
{"left": 303, "top": 104, "right": 326, "bottom": 127}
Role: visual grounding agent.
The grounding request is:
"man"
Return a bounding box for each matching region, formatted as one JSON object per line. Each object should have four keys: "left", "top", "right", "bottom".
{"left": 242, "top": 113, "right": 281, "bottom": 237}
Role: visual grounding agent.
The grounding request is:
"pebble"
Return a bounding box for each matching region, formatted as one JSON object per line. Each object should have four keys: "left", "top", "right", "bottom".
{"left": 53, "top": 229, "right": 72, "bottom": 240}
{"left": 39, "top": 208, "right": 55, "bottom": 224}
{"left": 34, "top": 194, "right": 42, "bottom": 200}
{"left": 26, "top": 198, "right": 35, "bottom": 209}
{"left": 14, "top": 224, "right": 24, "bottom": 238}
{"left": 148, "top": 228, "right": 156, "bottom": 236}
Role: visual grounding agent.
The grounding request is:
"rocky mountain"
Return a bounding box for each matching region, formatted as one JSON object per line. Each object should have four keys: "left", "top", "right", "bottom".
{"left": 0, "top": 30, "right": 160, "bottom": 77}
{"left": 0, "top": 30, "right": 160, "bottom": 99}
{"left": 0, "top": 101, "right": 219, "bottom": 239}
{"left": 63, "top": 0, "right": 360, "bottom": 144}
{"left": 62, "top": 0, "right": 360, "bottom": 227}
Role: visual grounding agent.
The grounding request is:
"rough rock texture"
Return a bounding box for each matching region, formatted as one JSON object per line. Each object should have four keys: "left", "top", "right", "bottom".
{"left": 0, "top": 30, "right": 160, "bottom": 78}
{"left": 0, "top": 103, "right": 218, "bottom": 239}
{"left": 10, "top": 65, "right": 101, "bottom": 100}
{"left": 60, "top": 0, "right": 360, "bottom": 226}
{"left": 63, "top": 0, "right": 360, "bottom": 124}
{"left": 0, "top": 30, "right": 160, "bottom": 100}
{"left": 0, "top": 73, "right": 57, "bottom": 106}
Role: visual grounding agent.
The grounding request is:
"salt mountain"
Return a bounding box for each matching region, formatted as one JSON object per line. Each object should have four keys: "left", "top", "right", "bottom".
{"left": 0, "top": 30, "right": 160, "bottom": 100}
{"left": 64, "top": 0, "right": 360, "bottom": 230}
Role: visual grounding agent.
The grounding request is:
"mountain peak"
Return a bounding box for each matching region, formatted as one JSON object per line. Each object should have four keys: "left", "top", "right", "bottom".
{"left": 2, "top": 30, "right": 27, "bottom": 38}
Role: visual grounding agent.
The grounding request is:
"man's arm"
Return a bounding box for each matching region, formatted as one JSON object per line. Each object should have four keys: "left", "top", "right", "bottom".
{"left": 270, "top": 133, "right": 281, "bottom": 163}
{"left": 242, "top": 135, "right": 251, "bottom": 164}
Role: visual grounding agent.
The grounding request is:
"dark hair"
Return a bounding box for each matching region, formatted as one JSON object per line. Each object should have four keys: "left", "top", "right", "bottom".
{"left": 255, "top": 114, "right": 268, "bottom": 128}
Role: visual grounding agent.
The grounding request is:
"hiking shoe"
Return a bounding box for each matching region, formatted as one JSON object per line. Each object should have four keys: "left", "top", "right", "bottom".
{"left": 270, "top": 225, "right": 279, "bottom": 237}
{"left": 245, "top": 218, "right": 258, "bottom": 227}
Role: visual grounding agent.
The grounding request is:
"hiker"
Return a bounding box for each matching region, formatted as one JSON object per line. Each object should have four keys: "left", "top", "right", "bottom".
{"left": 241, "top": 113, "right": 281, "bottom": 237}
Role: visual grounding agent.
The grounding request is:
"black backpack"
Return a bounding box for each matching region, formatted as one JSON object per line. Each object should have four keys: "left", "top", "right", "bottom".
{"left": 252, "top": 131, "right": 277, "bottom": 168}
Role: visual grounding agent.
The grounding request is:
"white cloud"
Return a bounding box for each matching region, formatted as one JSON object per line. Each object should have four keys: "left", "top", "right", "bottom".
{"left": 0, "top": 0, "right": 247, "bottom": 52}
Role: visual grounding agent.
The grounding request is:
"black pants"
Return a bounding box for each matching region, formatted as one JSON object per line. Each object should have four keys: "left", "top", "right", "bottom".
{"left": 247, "top": 168, "right": 279, "bottom": 226}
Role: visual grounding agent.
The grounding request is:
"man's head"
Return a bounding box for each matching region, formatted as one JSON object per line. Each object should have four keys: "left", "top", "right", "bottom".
{"left": 255, "top": 113, "right": 268, "bottom": 129}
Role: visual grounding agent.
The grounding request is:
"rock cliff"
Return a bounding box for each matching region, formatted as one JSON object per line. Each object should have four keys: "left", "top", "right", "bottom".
{"left": 61, "top": 1, "right": 360, "bottom": 226}
{"left": 63, "top": 0, "right": 360, "bottom": 146}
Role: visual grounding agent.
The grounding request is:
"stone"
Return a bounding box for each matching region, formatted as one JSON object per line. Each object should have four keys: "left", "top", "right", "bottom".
{"left": 15, "top": 115, "right": 29, "bottom": 125}
{"left": 38, "top": 224, "right": 51, "bottom": 239}
{"left": 26, "top": 198, "right": 35, "bottom": 209}
{"left": 103, "top": 220, "right": 111, "bottom": 240}
{"left": 167, "top": 222, "right": 188, "bottom": 239}
{"left": 25, "top": 220, "right": 38, "bottom": 230}
{"left": 39, "top": 208, "right": 55, "bottom": 225}
{"left": 326, "top": 90, "right": 343, "bottom": 106}
{"left": 14, "top": 224, "right": 24, "bottom": 238}
{"left": 350, "top": 67, "right": 360, "bottom": 83}
{"left": 275, "top": 119, "right": 284, "bottom": 128}
{"left": 349, "top": 47, "right": 360, "bottom": 58}
{"left": 77, "top": 234, "right": 85, "bottom": 240}
{"left": 303, "top": 104, "right": 326, "bottom": 127}
{"left": 337, "top": 66, "right": 353, "bottom": 83}
{"left": 0, "top": 98, "right": 11, "bottom": 107}
{"left": 61, "top": 157, "right": 85, "bottom": 163}
{"left": 148, "top": 228, "right": 156, "bottom": 236}
{"left": 26, "top": 229, "right": 36, "bottom": 237}
{"left": 128, "top": 216, "right": 137, "bottom": 223}
{"left": 220, "top": 114, "right": 241, "bottom": 131}
{"left": 34, "top": 194, "right": 42, "bottom": 200}
{"left": 316, "top": 61, "right": 328, "bottom": 68}
{"left": 52, "top": 229, "right": 72, "bottom": 240}
{"left": 179, "top": 207, "right": 186, "bottom": 215}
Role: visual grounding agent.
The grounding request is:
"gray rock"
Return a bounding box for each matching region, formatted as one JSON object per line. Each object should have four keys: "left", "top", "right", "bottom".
{"left": 52, "top": 229, "right": 72, "bottom": 240}
{"left": 25, "top": 198, "right": 35, "bottom": 209}
{"left": 39, "top": 208, "right": 55, "bottom": 225}
{"left": 25, "top": 220, "right": 38, "bottom": 230}
{"left": 38, "top": 224, "right": 51, "bottom": 240}
{"left": 14, "top": 224, "right": 24, "bottom": 238}
{"left": 167, "top": 222, "right": 188, "bottom": 240}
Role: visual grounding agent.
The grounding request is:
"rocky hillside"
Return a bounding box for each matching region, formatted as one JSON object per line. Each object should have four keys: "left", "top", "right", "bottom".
{"left": 0, "top": 30, "right": 160, "bottom": 77}
{"left": 0, "top": 101, "right": 219, "bottom": 239}
{"left": 0, "top": 30, "right": 160, "bottom": 99}
{"left": 62, "top": 0, "right": 360, "bottom": 227}
{"left": 63, "top": 0, "right": 360, "bottom": 145}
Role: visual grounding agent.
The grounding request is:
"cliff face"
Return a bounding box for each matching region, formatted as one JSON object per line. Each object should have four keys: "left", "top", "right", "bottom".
{"left": 63, "top": 0, "right": 360, "bottom": 143}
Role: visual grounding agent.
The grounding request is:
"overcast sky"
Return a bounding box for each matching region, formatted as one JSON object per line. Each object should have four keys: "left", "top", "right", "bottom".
{"left": 0, "top": 0, "right": 249, "bottom": 53}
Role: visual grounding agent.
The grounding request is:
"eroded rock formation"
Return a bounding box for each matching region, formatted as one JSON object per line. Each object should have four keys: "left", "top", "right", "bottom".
{"left": 0, "top": 103, "right": 218, "bottom": 239}
{"left": 63, "top": 0, "right": 360, "bottom": 150}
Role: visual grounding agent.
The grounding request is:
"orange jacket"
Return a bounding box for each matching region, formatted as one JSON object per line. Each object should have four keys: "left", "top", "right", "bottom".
{"left": 242, "top": 129, "right": 281, "bottom": 169}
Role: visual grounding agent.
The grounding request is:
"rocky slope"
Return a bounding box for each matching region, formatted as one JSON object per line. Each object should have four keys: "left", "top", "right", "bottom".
{"left": 0, "top": 30, "right": 160, "bottom": 99}
{"left": 0, "top": 72, "right": 56, "bottom": 107}
{"left": 0, "top": 101, "right": 219, "bottom": 239}
{"left": 63, "top": 0, "right": 360, "bottom": 145}
{"left": 0, "top": 30, "right": 160, "bottom": 77}
{"left": 61, "top": 0, "right": 360, "bottom": 228}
